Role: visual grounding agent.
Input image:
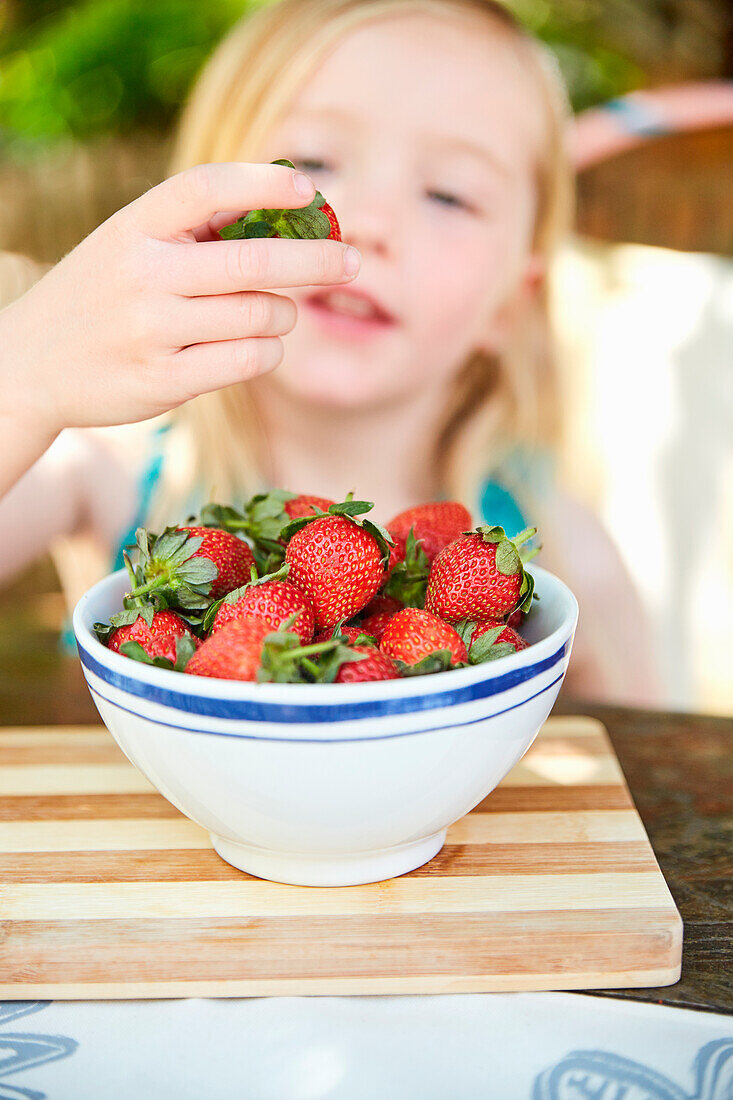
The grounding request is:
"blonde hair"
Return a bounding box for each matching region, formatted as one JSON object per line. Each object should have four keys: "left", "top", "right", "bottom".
{"left": 156, "top": 0, "right": 573, "bottom": 523}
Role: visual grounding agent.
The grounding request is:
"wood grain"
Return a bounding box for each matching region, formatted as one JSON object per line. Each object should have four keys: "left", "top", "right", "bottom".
{"left": 0, "top": 717, "right": 683, "bottom": 997}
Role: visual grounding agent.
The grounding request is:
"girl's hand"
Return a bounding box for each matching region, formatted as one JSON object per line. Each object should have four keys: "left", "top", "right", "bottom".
{"left": 3, "top": 161, "right": 360, "bottom": 439}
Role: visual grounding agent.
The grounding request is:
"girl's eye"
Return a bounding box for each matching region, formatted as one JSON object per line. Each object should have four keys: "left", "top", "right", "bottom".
{"left": 426, "top": 189, "right": 471, "bottom": 212}
{"left": 292, "top": 157, "right": 330, "bottom": 174}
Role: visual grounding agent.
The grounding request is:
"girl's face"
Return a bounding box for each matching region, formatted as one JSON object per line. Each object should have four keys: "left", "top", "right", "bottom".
{"left": 256, "top": 10, "right": 545, "bottom": 412}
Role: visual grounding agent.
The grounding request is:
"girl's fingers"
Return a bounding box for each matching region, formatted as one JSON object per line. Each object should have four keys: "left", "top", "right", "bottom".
{"left": 172, "top": 336, "right": 285, "bottom": 396}
{"left": 191, "top": 211, "right": 242, "bottom": 243}
{"left": 164, "top": 237, "right": 360, "bottom": 296}
{"left": 129, "top": 162, "right": 316, "bottom": 239}
{"left": 169, "top": 291, "right": 297, "bottom": 346}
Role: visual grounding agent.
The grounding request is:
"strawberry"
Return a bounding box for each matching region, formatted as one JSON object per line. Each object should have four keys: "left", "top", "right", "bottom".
{"left": 186, "top": 616, "right": 273, "bottom": 681}
{"left": 387, "top": 501, "right": 472, "bottom": 565}
{"left": 199, "top": 492, "right": 335, "bottom": 573}
{"left": 220, "top": 159, "right": 341, "bottom": 242}
{"left": 471, "top": 620, "right": 528, "bottom": 651}
{"left": 125, "top": 525, "right": 255, "bottom": 612}
{"left": 380, "top": 608, "right": 467, "bottom": 674}
{"left": 178, "top": 526, "right": 255, "bottom": 599}
{"left": 209, "top": 579, "right": 314, "bottom": 644}
{"left": 104, "top": 609, "right": 197, "bottom": 664}
{"left": 357, "top": 595, "right": 402, "bottom": 642}
{"left": 314, "top": 624, "right": 368, "bottom": 645}
{"left": 283, "top": 498, "right": 392, "bottom": 631}
{"left": 186, "top": 615, "right": 345, "bottom": 683}
{"left": 284, "top": 494, "right": 336, "bottom": 521}
{"left": 318, "top": 202, "right": 341, "bottom": 241}
{"left": 425, "top": 526, "right": 536, "bottom": 623}
{"left": 507, "top": 608, "right": 525, "bottom": 631}
{"left": 335, "top": 645, "right": 399, "bottom": 683}
{"left": 457, "top": 618, "right": 529, "bottom": 664}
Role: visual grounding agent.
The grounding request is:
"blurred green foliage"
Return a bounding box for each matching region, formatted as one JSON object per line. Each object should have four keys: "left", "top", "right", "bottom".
{"left": 0, "top": 0, "right": 641, "bottom": 157}
{"left": 0, "top": 0, "right": 255, "bottom": 155}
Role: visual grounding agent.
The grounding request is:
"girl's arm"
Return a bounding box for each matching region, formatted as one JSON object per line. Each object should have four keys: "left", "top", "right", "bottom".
{"left": 0, "top": 160, "right": 360, "bottom": 499}
{"left": 0, "top": 426, "right": 142, "bottom": 586}
{"left": 0, "top": 432, "right": 88, "bottom": 584}
{"left": 540, "top": 491, "right": 661, "bottom": 707}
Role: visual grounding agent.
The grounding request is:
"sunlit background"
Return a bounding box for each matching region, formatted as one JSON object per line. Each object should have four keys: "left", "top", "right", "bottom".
{"left": 1, "top": 0, "right": 731, "bottom": 715}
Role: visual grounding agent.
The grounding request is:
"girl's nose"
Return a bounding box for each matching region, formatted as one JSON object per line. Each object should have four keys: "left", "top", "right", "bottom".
{"left": 342, "top": 207, "right": 391, "bottom": 258}
{"left": 335, "top": 174, "right": 400, "bottom": 259}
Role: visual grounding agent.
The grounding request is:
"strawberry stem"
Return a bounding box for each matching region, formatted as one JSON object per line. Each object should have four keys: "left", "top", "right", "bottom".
{"left": 277, "top": 639, "right": 340, "bottom": 661}
{"left": 300, "top": 657, "right": 321, "bottom": 679}
{"left": 512, "top": 527, "right": 537, "bottom": 549}
{"left": 125, "top": 574, "right": 171, "bottom": 602}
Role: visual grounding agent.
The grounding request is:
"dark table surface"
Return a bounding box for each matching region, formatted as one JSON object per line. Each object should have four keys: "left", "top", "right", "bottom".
{"left": 0, "top": 568, "right": 730, "bottom": 1015}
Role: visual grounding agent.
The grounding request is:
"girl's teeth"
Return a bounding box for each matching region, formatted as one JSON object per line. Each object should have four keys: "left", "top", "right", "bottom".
{"left": 322, "top": 292, "right": 379, "bottom": 319}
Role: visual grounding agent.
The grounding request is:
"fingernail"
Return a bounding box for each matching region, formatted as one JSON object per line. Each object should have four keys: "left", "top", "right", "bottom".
{"left": 343, "top": 246, "right": 361, "bottom": 277}
{"left": 293, "top": 172, "right": 315, "bottom": 198}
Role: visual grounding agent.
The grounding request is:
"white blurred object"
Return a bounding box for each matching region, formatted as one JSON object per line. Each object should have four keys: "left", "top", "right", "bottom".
{"left": 554, "top": 240, "right": 733, "bottom": 713}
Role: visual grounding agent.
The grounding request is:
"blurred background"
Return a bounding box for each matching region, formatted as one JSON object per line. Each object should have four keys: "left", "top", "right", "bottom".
{"left": 0, "top": 0, "right": 731, "bottom": 718}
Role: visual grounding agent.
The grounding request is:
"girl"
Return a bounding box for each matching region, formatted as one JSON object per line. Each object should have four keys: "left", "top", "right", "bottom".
{"left": 0, "top": 0, "right": 657, "bottom": 702}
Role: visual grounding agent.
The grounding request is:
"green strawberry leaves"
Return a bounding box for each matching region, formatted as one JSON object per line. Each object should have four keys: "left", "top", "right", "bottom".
{"left": 219, "top": 160, "right": 332, "bottom": 242}
{"left": 454, "top": 618, "right": 528, "bottom": 664}
{"left": 396, "top": 649, "right": 456, "bottom": 677}
{"left": 383, "top": 528, "right": 431, "bottom": 608}
{"left": 495, "top": 539, "right": 520, "bottom": 576}
{"left": 118, "top": 635, "right": 198, "bottom": 673}
{"left": 517, "top": 569, "right": 535, "bottom": 615}
{"left": 199, "top": 493, "right": 297, "bottom": 572}
{"left": 255, "top": 629, "right": 360, "bottom": 685}
{"left": 468, "top": 626, "right": 514, "bottom": 664}
{"left": 123, "top": 526, "right": 218, "bottom": 613}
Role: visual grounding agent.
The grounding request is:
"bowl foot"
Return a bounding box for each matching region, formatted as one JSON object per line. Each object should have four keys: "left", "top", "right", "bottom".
{"left": 210, "top": 830, "right": 447, "bottom": 887}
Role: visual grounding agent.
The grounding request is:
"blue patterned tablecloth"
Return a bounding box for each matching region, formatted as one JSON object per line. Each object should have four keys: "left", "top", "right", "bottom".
{"left": 1, "top": 992, "right": 731, "bottom": 1098}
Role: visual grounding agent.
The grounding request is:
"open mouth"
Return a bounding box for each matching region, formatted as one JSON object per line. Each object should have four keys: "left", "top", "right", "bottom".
{"left": 304, "top": 288, "right": 397, "bottom": 331}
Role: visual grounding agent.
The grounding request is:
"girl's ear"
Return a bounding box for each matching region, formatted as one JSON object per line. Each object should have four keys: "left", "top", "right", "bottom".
{"left": 475, "top": 253, "right": 546, "bottom": 355}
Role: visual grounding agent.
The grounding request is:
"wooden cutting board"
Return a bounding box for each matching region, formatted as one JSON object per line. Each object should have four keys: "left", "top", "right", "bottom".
{"left": 0, "top": 717, "right": 682, "bottom": 998}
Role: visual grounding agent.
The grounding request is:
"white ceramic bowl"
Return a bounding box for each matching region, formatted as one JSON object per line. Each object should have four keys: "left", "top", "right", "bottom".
{"left": 73, "top": 565, "right": 578, "bottom": 887}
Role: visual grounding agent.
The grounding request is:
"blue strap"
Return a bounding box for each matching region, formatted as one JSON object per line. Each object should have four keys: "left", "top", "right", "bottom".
{"left": 479, "top": 478, "right": 527, "bottom": 538}
{"left": 603, "top": 96, "right": 670, "bottom": 138}
{"left": 112, "top": 423, "right": 171, "bottom": 569}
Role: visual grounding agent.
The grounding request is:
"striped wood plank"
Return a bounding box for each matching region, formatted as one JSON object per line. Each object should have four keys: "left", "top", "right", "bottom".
{"left": 0, "top": 717, "right": 682, "bottom": 997}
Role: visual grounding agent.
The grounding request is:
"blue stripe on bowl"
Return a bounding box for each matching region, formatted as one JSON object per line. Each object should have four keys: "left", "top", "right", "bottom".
{"left": 88, "top": 673, "right": 565, "bottom": 742}
{"left": 77, "top": 641, "right": 569, "bottom": 724}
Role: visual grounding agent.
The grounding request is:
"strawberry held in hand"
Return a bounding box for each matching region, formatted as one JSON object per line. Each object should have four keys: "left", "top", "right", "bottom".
{"left": 425, "top": 526, "right": 536, "bottom": 623}
{"left": 220, "top": 160, "right": 341, "bottom": 242}
{"left": 283, "top": 498, "right": 393, "bottom": 631}
{"left": 380, "top": 608, "right": 467, "bottom": 674}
